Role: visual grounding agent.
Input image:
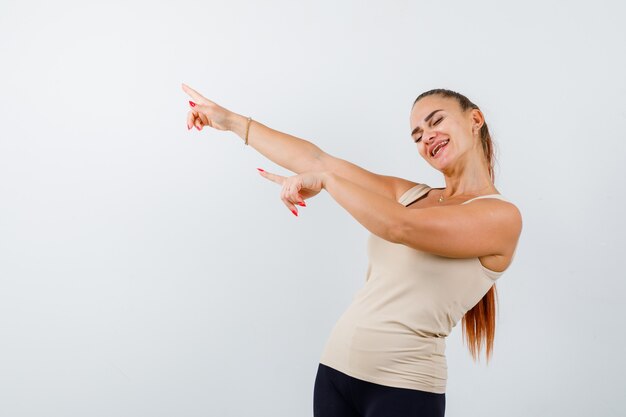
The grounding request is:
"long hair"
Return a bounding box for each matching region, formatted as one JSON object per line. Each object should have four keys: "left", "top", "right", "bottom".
{"left": 414, "top": 88, "right": 498, "bottom": 362}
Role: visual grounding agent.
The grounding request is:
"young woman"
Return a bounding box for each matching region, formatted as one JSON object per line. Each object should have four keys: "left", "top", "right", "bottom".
{"left": 182, "top": 83, "right": 523, "bottom": 417}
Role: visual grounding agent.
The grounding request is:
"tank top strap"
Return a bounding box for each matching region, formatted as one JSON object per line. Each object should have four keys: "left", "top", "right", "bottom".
{"left": 398, "top": 184, "right": 431, "bottom": 206}
{"left": 461, "top": 194, "right": 510, "bottom": 205}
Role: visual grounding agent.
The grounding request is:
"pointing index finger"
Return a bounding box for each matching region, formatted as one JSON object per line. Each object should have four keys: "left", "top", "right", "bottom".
{"left": 181, "top": 83, "right": 207, "bottom": 103}
{"left": 258, "top": 170, "right": 285, "bottom": 185}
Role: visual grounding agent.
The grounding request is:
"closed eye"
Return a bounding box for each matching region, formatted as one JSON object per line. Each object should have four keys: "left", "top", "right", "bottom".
{"left": 413, "top": 117, "right": 443, "bottom": 143}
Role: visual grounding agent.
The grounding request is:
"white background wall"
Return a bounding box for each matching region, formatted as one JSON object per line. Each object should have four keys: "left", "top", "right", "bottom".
{"left": 1, "top": 1, "right": 624, "bottom": 416}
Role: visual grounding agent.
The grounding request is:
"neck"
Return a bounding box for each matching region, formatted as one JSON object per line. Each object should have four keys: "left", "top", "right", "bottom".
{"left": 440, "top": 153, "right": 495, "bottom": 198}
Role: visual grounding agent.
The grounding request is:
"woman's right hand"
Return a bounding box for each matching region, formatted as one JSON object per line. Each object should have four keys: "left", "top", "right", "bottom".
{"left": 182, "top": 83, "right": 234, "bottom": 131}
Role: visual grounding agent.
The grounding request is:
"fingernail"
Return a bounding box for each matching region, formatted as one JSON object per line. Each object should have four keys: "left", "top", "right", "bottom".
{"left": 291, "top": 209, "right": 298, "bottom": 216}
{"left": 257, "top": 168, "right": 265, "bottom": 172}
{"left": 196, "top": 125, "right": 201, "bottom": 130}
{"left": 297, "top": 201, "right": 306, "bottom": 207}
{"left": 189, "top": 101, "right": 196, "bottom": 107}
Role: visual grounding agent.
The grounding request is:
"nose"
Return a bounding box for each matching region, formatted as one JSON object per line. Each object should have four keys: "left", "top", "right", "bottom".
{"left": 423, "top": 130, "right": 437, "bottom": 145}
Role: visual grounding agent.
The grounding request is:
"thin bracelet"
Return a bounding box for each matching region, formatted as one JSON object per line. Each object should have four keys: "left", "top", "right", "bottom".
{"left": 244, "top": 117, "right": 252, "bottom": 146}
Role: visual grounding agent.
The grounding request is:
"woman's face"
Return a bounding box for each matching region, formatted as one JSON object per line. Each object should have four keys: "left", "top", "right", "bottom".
{"left": 409, "top": 95, "right": 483, "bottom": 173}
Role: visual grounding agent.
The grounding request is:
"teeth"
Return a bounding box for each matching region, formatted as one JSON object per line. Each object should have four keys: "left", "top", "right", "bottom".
{"left": 431, "top": 140, "right": 449, "bottom": 157}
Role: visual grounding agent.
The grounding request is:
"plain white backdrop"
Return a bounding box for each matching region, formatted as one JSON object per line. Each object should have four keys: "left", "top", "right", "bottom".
{"left": 1, "top": 1, "right": 625, "bottom": 416}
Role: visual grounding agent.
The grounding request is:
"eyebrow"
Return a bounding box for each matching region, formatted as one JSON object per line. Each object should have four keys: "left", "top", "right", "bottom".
{"left": 411, "top": 109, "right": 444, "bottom": 136}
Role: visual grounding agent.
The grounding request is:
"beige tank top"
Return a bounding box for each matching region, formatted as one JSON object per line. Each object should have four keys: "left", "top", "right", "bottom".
{"left": 319, "top": 184, "right": 513, "bottom": 394}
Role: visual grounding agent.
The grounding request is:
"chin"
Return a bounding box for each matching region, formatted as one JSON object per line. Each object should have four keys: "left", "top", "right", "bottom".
{"left": 430, "top": 156, "right": 451, "bottom": 171}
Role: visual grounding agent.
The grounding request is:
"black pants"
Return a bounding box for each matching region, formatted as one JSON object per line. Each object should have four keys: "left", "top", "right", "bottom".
{"left": 313, "top": 363, "right": 446, "bottom": 417}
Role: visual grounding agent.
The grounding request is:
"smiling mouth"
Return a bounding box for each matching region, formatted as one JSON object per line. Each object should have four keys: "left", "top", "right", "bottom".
{"left": 430, "top": 140, "right": 449, "bottom": 157}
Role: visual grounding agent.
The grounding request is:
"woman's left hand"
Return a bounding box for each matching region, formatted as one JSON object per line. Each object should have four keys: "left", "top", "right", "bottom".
{"left": 257, "top": 169, "right": 328, "bottom": 216}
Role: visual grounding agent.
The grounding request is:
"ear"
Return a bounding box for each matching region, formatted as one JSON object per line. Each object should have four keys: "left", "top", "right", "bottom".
{"left": 470, "top": 108, "right": 485, "bottom": 134}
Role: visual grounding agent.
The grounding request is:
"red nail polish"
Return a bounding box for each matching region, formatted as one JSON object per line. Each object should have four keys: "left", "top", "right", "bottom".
{"left": 291, "top": 209, "right": 298, "bottom": 216}
{"left": 196, "top": 125, "right": 201, "bottom": 130}
{"left": 189, "top": 101, "right": 196, "bottom": 107}
{"left": 257, "top": 168, "right": 265, "bottom": 172}
{"left": 298, "top": 201, "right": 306, "bottom": 207}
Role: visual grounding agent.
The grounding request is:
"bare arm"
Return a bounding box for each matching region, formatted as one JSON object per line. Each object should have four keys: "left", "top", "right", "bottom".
{"left": 183, "top": 83, "right": 418, "bottom": 200}
{"left": 183, "top": 83, "right": 323, "bottom": 174}
{"left": 316, "top": 153, "right": 419, "bottom": 201}
{"left": 228, "top": 113, "right": 325, "bottom": 174}
{"left": 230, "top": 115, "right": 418, "bottom": 202}
{"left": 321, "top": 172, "right": 522, "bottom": 259}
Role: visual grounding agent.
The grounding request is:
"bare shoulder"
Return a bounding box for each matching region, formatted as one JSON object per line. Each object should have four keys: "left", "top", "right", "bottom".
{"left": 469, "top": 197, "right": 523, "bottom": 246}
{"left": 391, "top": 178, "right": 422, "bottom": 201}
{"left": 470, "top": 197, "right": 522, "bottom": 224}
{"left": 468, "top": 198, "right": 522, "bottom": 271}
